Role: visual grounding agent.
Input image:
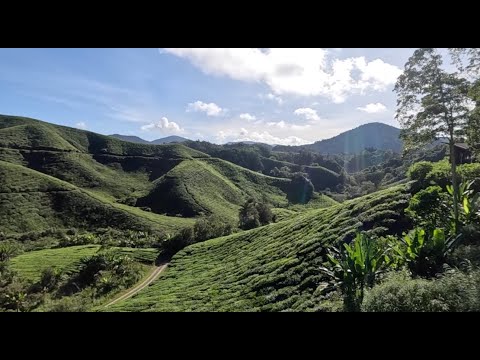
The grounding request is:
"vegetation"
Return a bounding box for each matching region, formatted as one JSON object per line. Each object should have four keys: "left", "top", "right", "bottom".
{"left": 107, "top": 185, "right": 410, "bottom": 312}
{"left": 395, "top": 48, "right": 472, "bottom": 234}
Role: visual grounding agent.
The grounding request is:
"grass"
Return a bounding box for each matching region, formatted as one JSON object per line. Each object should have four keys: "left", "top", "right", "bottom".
{"left": 0, "top": 160, "right": 193, "bottom": 234}
{"left": 108, "top": 184, "right": 411, "bottom": 312}
{"left": 10, "top": 245, "right": 159, "bottom": 282}
{"left": 138, "top": 158, "right": 290, "bottom": 222}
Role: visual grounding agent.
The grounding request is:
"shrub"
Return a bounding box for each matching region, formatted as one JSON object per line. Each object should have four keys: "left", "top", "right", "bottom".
{"left": 286, "top": 173, "right": 314, "bottom": 204}
{"left": 408, "top": 161, "right": 434, "bottom": 185}
{"left": 320, "top": 232, "right": 390, "bottom": 312}
{"left": 363, "top": 270, "right": 480, "bottom": 312}
{"left": 239, "top": 199, "right": 273, "bottom": 230}
{"left": 405, "top": 186, "right": 448, "bottom": 230}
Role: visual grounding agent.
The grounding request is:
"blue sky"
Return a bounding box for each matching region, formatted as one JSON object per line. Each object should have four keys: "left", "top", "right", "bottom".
{"left": 0, "top": 48, "right": 416, "bottom": 145}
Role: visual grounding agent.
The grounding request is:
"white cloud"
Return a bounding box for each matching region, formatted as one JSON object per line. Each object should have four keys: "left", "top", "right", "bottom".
{"left": 164, "top": 48, "right": 402, "bottom": 103}
{"left": 75, "top": 121, "right": 87, "bottom": 129}
{"left": 357, "top": 102, "right": 387, "bottom": 113}
{"left": 216, "top": 128, "right": 310, "bottom": 146}
{"left": 239, "top": 113, "right": 256, "bottom": 121}
{"left": 265, "top": 120, "right": 311, "bottom": 131}
{"left": 186, "top": 100, "right": 224, "bottom": 116}
{"left": 140, "top": 117, "right": 184, "bottom": 133}
{"left": 294, "top": 108, "right": 320, "bottom": 122}
{"left": 263, "top": 93, "right": 283, "bottom": 105}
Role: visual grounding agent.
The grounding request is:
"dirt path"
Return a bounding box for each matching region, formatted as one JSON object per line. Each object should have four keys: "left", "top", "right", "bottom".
{"left": 105, "top": 263, "right": 168, "bottom": 308}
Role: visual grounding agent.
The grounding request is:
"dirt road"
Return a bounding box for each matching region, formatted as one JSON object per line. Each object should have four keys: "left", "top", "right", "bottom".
{"left": 105, "top": 263, "right": 168, "bottom": 308}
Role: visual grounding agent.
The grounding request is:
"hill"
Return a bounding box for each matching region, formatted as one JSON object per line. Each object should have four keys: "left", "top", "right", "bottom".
{"left": 108, "top": 184, "right": 411, "bottom": 312}
{"left": 0, "top": 115, "right": 295, "bottom": 236}
{"left": 274, "top": 122, "right": 402, "bottom": 155}
{"left": 137, "top": 158, "right": 290, "bottom": 222}
{"left": 109, "top": 134, "right": 150, "bottom": 144}
{"left": 109, "top": 134, "right": 189, "bottom": 144}
{"left": 151, "top": 136, "right": 189, "bottom": 144}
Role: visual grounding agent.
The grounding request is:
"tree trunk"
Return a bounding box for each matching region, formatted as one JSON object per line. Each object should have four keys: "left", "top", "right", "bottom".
{"left": 449, "top": 137, "right": 460, "bottom": 234}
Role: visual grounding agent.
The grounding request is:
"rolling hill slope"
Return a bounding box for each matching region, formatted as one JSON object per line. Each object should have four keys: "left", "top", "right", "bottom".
{"left": 108, "top": 184, "right": 411, "bottom": 312}
{"left": 0, "top": 115, "right": 295, "bottom": 235}
{"left": 137, "top": 158, "right": 290, "bottom": 221}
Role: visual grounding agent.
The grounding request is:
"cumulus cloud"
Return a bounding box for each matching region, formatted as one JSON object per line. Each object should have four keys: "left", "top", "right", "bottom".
{"left": 140, "top": 117, "right": 184, "bottom": 133}
{"left": 163, "top": 48, "right": 402, "bottom": 103}
{"left": 357, "top": 102, "right": 387, "bottom": 113}
{"left": 294, "top": 108, "right": 320, "bottom": 122}
{"left": 186, "top": 100, "right": 224, "bottom": 116}
{"left": 259, "top": 93, "right": 283, "bottom": 105}
{"left": 75, "top": 121, "right": 87, "bottom": 129}
{"left": 267, "top": 120, "right": 312, "bottom": 130}
{"left": 267, "top": 120, "right": 287, "bottom": 128}
{"left": 239, "top": 113, "right": 256, "bottom": 121}
{"left": 216, "top": 128, "right": 310, "bottom": 146}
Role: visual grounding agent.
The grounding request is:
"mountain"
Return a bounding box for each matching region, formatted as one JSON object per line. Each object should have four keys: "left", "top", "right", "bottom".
{"left": 109, "top": 134, "right": 150, "bottom": 144}
{"left": 308, "top": 122, "right": 402, "bottom": 154}
{"left": 109, "top": 134, "right": 189, "bottom": 145}
{"left": 151, "top": 135, "right": 189, "bottom": 144}
{"left": 273, "top": 122, "right": 402, "bottom": 154}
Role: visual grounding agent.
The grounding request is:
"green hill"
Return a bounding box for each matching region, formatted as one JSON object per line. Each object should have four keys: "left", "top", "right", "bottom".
{"left": 108, "top": 184, "right": 411, "bottom": 312}
{"left": 0, "top": 160, "right": 194, "bottom": 234}
{"left": 137, "top": 158, "right": 290, "bottom": 222}
{"left": 0, "top": 114, "right": 295, "bottom": 237}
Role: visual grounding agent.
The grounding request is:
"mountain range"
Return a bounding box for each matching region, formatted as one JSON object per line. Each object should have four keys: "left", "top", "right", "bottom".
{"left": 112, "top": 122, "right": 402, "bottom": 154}
{"left": 109, "top": 134, "right": 189, "bottom": 144}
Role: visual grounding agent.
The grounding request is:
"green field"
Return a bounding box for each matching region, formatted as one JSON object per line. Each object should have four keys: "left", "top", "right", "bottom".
{"left": 108, "top": 184, "right": 410, "bottom": 312}
{"left": 10, "top": 245, "right": 159, "bottom": 282}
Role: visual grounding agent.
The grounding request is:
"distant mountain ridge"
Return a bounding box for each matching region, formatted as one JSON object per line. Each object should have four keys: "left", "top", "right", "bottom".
{"left": 110, "top": 134, "right": 189, "bottom": 144}
{"left": 274, "top": 122, "right": 402, "bottom": 154}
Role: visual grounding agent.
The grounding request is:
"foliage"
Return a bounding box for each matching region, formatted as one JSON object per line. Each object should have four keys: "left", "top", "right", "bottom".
{"left": 286, "top": 173, "right": 314, "bottom": 204}
{"left": 388, "top": 228, "right": 462, "bottom": 277}
{"left": 106, "top": 185, "right": 411, "bottom": 312}
{"left": 239, "top": 198, "right": 273, "bottom": 230}
{"left": 362, "top": 269, "right": 480, "bottom": 312}
{"left": 320, "top": 232, "right": 390, "bottom": 311}
{"left": 394, "top": 48, "right": 472, "bottom": 234}
{"left": 62, "top": 251, "right": 142, "bottom": 296}
{"left": 406, "top": 186, "right": 448, "bottom": 230}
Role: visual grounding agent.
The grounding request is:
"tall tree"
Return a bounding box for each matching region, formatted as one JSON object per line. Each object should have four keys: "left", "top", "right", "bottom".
{"left": 394, "top": 48, "right": 471, "bottom": 233}
{"left": 450, "top": 48, "right": 480, "bottom": 156}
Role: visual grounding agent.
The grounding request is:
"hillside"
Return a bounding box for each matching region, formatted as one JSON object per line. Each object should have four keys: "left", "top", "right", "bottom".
{"left": 109, "top": 134, "right": 189, "bottom": 145}
{"left": 108, "top": 184, "right": 411, "bottom": 312}
{"left": 137, "top": 158, "right": 290, "bottom": 222}
{"left": 0, "top": 160, "right": 194, "bottom": 234}
{"left": 274, "top": 123, "right": 402, "bottom": 155}
{"left": 109, "top": 134, "right": 150, "bottom": 144}
{"left": 0, "top": 115, "right": 294, "bottom": 236}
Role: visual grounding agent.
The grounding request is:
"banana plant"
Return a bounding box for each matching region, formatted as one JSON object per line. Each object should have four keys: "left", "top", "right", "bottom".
{"left": 388, "top": 227, "right": 462, "bottom": 277}
{"left": 446, "top": 180, "right": 480, "bottom": 232}
{"left": 320, "top": 232, "right": 389, "bottom": 312}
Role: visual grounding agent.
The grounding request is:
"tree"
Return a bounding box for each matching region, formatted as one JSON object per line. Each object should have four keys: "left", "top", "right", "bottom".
{"left": 238, "top": 198, "right": 273, "bottom": 230}
{"left": 286, "top": 173, "right": 314, "bottom": 204}
{"left": 394, "top": 48, "right": 472, "bottom": 234}
{"left": 450, "top": 48, "right": 480, "bottom": 157}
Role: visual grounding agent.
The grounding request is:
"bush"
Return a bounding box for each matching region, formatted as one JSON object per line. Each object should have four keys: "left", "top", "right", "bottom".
{"left": 239, "top": 199, "right": 273, "bottom": 230}
{"left": 193, "top": 215, "right": 234, "bottom": 242}
{"left": 286, "top": 173, "right": 314, "bottom": 204}
{"left": 408, "top": 161, "right": 434, "bottom": 185}
{"left": 405, "top": 186, "right": 448, "bottom": 230}
{"left": 363, "top": 270, "right": 480, "bottom": 312}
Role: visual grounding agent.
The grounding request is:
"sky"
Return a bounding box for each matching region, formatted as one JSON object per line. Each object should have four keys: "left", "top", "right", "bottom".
{"left": 0, "top": 48, "right": 417, "bottom": 145}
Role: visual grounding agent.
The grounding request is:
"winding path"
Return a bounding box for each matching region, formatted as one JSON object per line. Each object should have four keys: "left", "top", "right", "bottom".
{"left": 105, "top": 263, "right": 168, "bottom": 308}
